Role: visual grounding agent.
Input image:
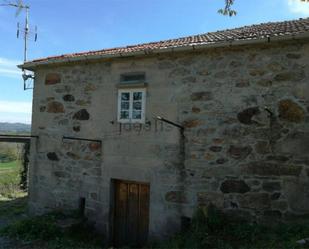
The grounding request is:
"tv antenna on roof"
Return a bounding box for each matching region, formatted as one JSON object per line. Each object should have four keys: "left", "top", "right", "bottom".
{"left": 1, "top": 0, "right": 38, "bottom": 90}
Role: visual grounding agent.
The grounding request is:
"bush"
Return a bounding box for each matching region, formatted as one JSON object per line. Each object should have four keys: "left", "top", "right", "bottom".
{"left": 0, "top": 143, "right": 20, "bottom": 163}
{"left": 0, "top": 154, "right": 16, "bottom": 163}
{"left": 0, "top": 161, "right": 23, "bottom": 198}
{"left": 0, "top": 212, "right": 103, "bottom": 249}
{"left": 1, "top": 215, "right": 61, "bottom": 241}
{"left": 157, "top": 205, "right": 309, "bottom": 249}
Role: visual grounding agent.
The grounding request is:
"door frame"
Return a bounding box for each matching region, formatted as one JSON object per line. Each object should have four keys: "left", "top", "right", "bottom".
{"left": 109, "top": 179, "right": 150, "bottom": 247}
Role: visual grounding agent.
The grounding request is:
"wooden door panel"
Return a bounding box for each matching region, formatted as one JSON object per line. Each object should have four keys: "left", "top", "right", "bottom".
{"left": 127, "top": 183, "right": 139, "bottom": 246}
{"left": 114, "top": 180, "right": 150, "bottom": 247}
{"left": 114, "top": 182, "right": 128, "bottom": 246}
{"left": 139, "top": 184, "right": 150, "bottom": 245}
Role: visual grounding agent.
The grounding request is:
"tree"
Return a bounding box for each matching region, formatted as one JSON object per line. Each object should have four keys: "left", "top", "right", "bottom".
{"left": 219, "top": 0, "right": 236, "bottom": 16}
{"left": 219, "top": 0, "right": 309, "bottom": 16}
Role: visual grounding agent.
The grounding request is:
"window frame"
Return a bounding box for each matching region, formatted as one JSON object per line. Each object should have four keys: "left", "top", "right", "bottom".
{"left": 120, "top": 72, "right": 146, "bottom": 84}
{"left": 117, "top": 88, "right": 146, "bottom": 124}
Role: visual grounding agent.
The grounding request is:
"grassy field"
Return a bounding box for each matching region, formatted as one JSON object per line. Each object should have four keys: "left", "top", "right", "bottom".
{"left": 0, "top": 161, "right": 23, "bottom": 199}
{"left": 0, "top": 160, "right": 27, "bottom": 219}
{"left": 0, "top": 161, "right": 103, "bottom": 249}
{"left": 0, "top": 161, "right": 17, "bottom": 166}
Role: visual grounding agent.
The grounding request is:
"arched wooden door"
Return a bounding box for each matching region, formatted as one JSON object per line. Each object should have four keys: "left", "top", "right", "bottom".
{"left": 113, "top": 180, "right": 150, "bottom": 247}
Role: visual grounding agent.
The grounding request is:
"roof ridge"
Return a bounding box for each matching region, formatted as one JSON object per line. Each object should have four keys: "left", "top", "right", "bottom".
{"left": 24, "top": 17, "right": 309, "bottom": 66}
{"left": 173, "top": 17, "right": 309, "bottom": 39}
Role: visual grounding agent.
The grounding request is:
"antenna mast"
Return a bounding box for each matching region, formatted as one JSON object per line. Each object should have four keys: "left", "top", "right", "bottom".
{"left": 24, "top": 5, "right": 29, "bottom": 62}
{"left": 1, "top": 0, "right": 37, "bottom": 90}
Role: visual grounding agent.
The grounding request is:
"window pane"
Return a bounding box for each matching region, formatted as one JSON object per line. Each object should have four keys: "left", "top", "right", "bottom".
{"left": 121, "top": 92, "right": 130, "bottom": 101}
{"left": 121, "top": 101, "right": 130, "bottom": 110}
{"left": 133, "top": 111, "right": 142, "bottom": 119}
{"left": 133, "top": 92, "right": 142, "bottom": 101}
{"left": 120, "top": 111, "right": 129, "bottom": 119}
{"left": 133, "top": 101, "right": 142, "bottom": 110}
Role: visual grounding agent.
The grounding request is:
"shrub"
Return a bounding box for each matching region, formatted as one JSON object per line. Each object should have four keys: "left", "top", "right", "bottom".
{"left": 157, "top": 205, "right": 309, "bottom": 249}
{"left": 1, "top": 215, "right": 61, "bottom": 241}
{"left": 0, "top": 212, "right": 103, "bottom": 249}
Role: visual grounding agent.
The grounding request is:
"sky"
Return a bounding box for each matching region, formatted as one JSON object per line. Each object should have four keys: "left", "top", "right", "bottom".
{"left": 0, "top": 0, "right": 308, "bottom": 124}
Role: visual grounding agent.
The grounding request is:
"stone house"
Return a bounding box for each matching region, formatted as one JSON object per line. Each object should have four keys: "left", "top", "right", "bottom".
{"left": 21, "top": 18, "right": 309, "bottom": 246}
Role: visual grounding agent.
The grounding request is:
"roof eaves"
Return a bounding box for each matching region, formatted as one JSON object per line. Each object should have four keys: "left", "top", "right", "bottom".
{"left": 19, "top": 30, "right": 309, "bottom": 71}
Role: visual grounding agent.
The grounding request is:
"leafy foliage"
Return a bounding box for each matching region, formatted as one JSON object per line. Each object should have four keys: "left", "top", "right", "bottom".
{"left": 0, "top": 212, "right": 103, "bottom": 249}
{"left": 219, "top": 0, "right": 237, "bottom": 16}
{"left": 20, "top": 142, "right": 29, "bottom": 190}
{"left": 0, "top": 194, "right": 27, "bottom": 218}
{"left": 0, "top": 161, "right": 22, "bottom": 198}
{"left": 0, "top": 143, "right": 20, "bottom": 163}
{"left": 0, "top": 140, "right": 29, "bottom": 192}
{"left": 155, "top": 205, "right": 309, "bottom": 249}
{"left": 1, "top": 215, "right": 61, "bottom": 241}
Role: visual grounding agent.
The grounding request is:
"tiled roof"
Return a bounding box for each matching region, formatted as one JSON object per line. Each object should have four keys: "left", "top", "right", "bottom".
{"left": 24, "top": 18, "right": 309, "bottom": 66}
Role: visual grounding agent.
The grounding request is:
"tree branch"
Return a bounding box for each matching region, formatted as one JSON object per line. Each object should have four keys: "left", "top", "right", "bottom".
{"left": 218, "top": 0, "right": 237, "bottom": 16}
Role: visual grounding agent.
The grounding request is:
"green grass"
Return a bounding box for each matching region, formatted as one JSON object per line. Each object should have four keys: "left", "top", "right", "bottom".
{"left": 0, "top": 160, "right": 19, "bottom": 169}
{"left": 1, "top": 200, "right": 309, "bottom": 249}
{"left": 0, "top": 212, "right": 104, "bottom": 249}
{"left": 0, "top": 159, "right": 103, "bottom": 248}
{"left": 0, "top": 194, "right": 27, "bottom": 218}
{"left": 154, "top": 207, "right": 309, "bottom": 249}
{"left": 0, "top": 160, "right": 27, "bottom": 219}
{"left": 0, "top": 160, "right": 23, "bottom": 199}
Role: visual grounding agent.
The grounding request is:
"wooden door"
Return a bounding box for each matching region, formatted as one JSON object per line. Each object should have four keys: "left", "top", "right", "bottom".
{"left": 113, "top": 180, "right": 150, "bottom": 247}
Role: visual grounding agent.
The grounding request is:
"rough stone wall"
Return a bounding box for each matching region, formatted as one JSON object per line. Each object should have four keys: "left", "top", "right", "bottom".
{"left": 171, "top": 39, "right": 309, "bottom": 223}
{"left": 29, "top": 39, "right": 309, "bottom": 240}
{"left": 29, "top": 57, "right": 183, "bottom": 239}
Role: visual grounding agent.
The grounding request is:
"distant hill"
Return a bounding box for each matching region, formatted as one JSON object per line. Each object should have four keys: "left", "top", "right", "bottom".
{"left": 0, "top": 122, "right": 31, "bottom": 134}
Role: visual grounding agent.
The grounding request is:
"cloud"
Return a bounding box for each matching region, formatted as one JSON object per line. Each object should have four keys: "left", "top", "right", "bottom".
{"left": 0, "top": 57, "right": 22, "bottom": 78}
{"left": 0, "top": 57, "right": 20, "bottom": 66}
{"left": 0, "top": 113, "right": 31, "bottom": 124}
{"left": 287, "top": 0, "right": 309, "bottom": 15}
{"left": 0, "top": 100, "right": 32, "bottom": 114}
{"left": 0, "top": 68, "right": 21, "bottom": 75}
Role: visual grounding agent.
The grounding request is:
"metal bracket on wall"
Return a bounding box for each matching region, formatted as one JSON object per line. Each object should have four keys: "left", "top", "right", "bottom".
{"left": 155, "top": 116, "right": 184, "bottom": 130}
{"left": 0, "top": 134, "right": 38, "bottom": 138}
{"left": 0, "top": 134, "right": 39, "bottom": 143}
{"left": 155, "top": 116, "right": 185, "bottom": 136}
{"left": 62, "top": 136, "right": 102, "bottom": 144}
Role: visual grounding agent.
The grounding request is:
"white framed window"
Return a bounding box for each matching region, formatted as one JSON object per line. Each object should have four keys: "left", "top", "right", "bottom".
{"left": 117, "top": 88, "right": 146, "bottom": 123}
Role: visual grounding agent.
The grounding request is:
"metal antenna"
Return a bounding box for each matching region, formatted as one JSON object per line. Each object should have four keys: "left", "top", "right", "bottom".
{"left": 1, "top": 0, "right": 37, "bottom": 90}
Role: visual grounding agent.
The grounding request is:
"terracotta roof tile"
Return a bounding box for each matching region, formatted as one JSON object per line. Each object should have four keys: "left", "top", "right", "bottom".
{"left": 27, "top": 18, "right": 309, "bottom": 65}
